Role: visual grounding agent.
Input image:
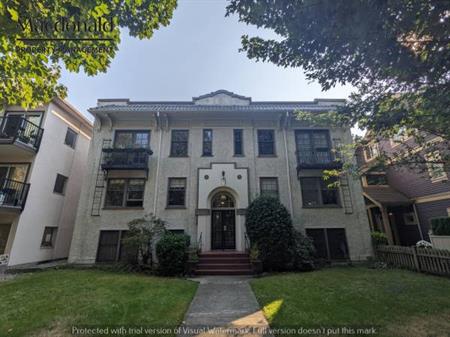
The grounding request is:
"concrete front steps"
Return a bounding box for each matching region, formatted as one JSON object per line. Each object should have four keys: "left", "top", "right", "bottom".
{"left": 195, "top": 251, "right": 253, "bottom": 275}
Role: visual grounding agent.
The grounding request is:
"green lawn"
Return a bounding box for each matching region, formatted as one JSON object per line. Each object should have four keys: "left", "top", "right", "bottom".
{"left": 0, "top": 269, "right": 197, "bottom": 337}
{"left": 251, "top": 267, "right": 450, "bottom": 337}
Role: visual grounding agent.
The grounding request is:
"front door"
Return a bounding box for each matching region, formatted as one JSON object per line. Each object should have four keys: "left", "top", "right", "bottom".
{"left": 211, "top": 210, "right": 236, "bottom": 250}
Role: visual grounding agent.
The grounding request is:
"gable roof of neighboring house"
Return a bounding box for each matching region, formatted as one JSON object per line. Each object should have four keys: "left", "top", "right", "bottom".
{"left": 89, "top": 89, "right": 346, "bottom": 114}
{"left": 363, "top": 186, "right": 412, "bottom": 206}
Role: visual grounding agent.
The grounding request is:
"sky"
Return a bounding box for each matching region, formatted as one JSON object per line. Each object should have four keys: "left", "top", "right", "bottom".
{"left": 60, "top": 0, "right": 354, "bottom": 121}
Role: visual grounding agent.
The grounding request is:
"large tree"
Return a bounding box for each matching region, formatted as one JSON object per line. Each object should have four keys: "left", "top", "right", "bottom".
{"left": 0, "top": 0, "right": 177, "bottom": 108}
{"left": 226, "top": 0, "right": 449, "bottom": 138}
{"left": 227, "top": 0, "right": 449, "bottom": 174}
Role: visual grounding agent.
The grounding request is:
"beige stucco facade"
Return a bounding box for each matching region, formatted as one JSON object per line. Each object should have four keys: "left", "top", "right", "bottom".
{"left": 69, "top": 91, "right": 372, "bottom": 264}
{"left": 0, "top": 99, "right": 92, "bottom": 267}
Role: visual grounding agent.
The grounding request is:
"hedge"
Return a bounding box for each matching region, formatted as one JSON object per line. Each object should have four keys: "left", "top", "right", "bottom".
{"left": 156, "top": 232, "right": 190, "bottom": 276}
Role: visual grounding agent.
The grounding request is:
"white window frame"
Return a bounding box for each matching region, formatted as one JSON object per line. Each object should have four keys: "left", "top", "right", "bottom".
{"left": 425, "top": 151, "right": 448, "bottom": 183}
{"left": 364, "top": 142, "right": 379, "bottom": 161}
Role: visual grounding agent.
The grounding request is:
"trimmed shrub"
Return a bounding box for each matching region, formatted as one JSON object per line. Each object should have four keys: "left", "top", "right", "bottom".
{"left": 156, "top": 233, "right": 190, "bottom": 276}
{"left": 431, "top": 217, "right": 450, "bottom": 236}
{"left": 371, "top": 231, "right": 388, "bottom": 247}
{"left": 291, "top": 230, "right": 315, "bottom": 270}
{"left": 122, "top": 214, "right": 165, "bottom": 269}
{"left": 245, "top": 195, "right": 314, "bottom": 271}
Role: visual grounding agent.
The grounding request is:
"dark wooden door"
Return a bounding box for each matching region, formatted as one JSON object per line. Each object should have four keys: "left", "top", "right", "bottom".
{"left": 211, "top": 210, "right": 235, "bottom": 250}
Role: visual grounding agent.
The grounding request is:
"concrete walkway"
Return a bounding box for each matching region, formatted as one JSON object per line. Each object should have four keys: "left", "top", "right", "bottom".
{"left": 178, "top": 276, "right": 272, "bottom": 337}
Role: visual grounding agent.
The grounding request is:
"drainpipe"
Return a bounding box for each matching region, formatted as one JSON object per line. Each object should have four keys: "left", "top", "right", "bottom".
{"left": 283, "top": 112, "right": 294, "bottom": 215}
{"left": 152, "top": 112, "right": 163, "bottom": 215}
{"left": 413, "top": 203, "right": 424, "bottom": 240}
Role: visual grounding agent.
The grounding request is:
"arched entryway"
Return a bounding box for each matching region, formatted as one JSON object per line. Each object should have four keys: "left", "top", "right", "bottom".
{"left": 211, "top": 191, "right": 236, "bottom": 250}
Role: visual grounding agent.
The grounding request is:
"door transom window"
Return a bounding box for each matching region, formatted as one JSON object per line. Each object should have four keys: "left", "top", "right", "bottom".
{"left": 211, "top": 192, "right": 235, "bottom": 208}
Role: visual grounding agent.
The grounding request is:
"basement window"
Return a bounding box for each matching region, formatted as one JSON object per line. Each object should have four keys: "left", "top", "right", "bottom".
{"left": 306, "top": 228, "right": 349, "bottom": 261}
{"left": 41, "top": 227, "right": 57, "bottom": 248}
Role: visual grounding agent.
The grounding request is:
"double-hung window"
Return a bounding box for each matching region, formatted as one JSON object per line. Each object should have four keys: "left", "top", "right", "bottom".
{"left": 170, "top": 130, "right": 189, "bottom": 157}
{"left": 300, "top": 177, "right": 339, "bottom": 207}
{"left": 104, "top": 179, "right": 145, "bottom": 208}
{"left": 64, "top": 127, "right": 78, "bottom": 149}
{"left": 167, "top": 178, "right": 186, "bottom": 207}
{"left": 257, "top": 129, "right": 275, "bottom": 156}
{"left": 260, "top": 177, "right": 279, "bottom": 199}
{"left": 233, "top": 129, "right": 243, "bottom": 156}
{"left": 364, "top": 142, "right": 379, "bottom": 161}
{"left": 53, "top": 174, "right": 68, "bottom": 195}
{"left": 114, "top": 130, "right": 150, "bottom": 149}
{"left": 202, "top": 129, "right": 213, "bottom": 156}
{"left": 295, "top": 130, "right": 332, "bottom": 165}
{"left": 426, "top": 151, "right": 448, "bottom": 182}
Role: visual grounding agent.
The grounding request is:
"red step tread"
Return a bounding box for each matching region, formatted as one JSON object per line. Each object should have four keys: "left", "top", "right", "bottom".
{"left": 195, "top": 269, "right": 254, "bottom": 275}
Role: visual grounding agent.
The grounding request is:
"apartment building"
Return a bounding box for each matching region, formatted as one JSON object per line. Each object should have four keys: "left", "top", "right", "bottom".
{"left": 0, "top": 98, "right": 92, "bottom": 267}
{"left": 359, "top": 133, "right": 450, "bottom": 246}
{"left": 69, "top": 90, "right": 372, "bottom": 265}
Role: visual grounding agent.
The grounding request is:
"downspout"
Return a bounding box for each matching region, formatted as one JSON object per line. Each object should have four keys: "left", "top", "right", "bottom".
{"left": 413, "top": 203, "right": 424, "bottom": 240}
{"left": 152, "top": 111, "right": 163, "bottom": 215}
{"left": 283, "top": 112, "right": 294, "bottom": 215}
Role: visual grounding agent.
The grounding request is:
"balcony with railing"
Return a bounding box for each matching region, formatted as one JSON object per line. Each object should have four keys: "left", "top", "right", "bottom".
{"left": 0, "top": 116, "right": 44, "bottom": 152}
{"left": 101, "top": 147, "right": 153, "bottom": 171}
{"left": 296, "top": 149, "right": 342, "bottom": 172}
{"left": 0, "top": 178, "right": 30, "bottom": 211}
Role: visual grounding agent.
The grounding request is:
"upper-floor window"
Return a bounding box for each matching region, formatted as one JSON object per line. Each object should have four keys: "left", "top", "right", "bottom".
{"left": 64, "top": 127, "right": 78, "bottom": 149}
{"left": 364, "top": 143, "right": 379, "bottom": 161}
{"left": 426, "top": 151, "right": 448, "bottom": 182}
{"left": 170, "top": 130, "right": 189, "bottom": 157}
{"left": 2, "top": 112, "right": 44, "bottom": 149}
{"left": 295, "top": 130, "right": 332, "bottom": 165}
{"left": 104, "top": 178, "right": 145, "bottom": 208}
{"left": 390, "top": 126, "right": 415, "bottom": 146}
{"left": 114, "top": 130, "right": 150, "bottom": 149}
{"left": 167, "top": 178, "right": 186, "bottom": 207}
{"left": 53, "top": 174, "right": 68, "bottom": 195}
{"left": 257, "top": 129, "right": 275, "bottom": 156}
{"left": 300, "top": 177, "right": 339, "bottom": 207}
{"left": 0, "top": 164, "right": 28, "bottom": 183}
{"left": 260, "top": 177, "right": 279, "bottom": 199}
{"left": 202, "top": 129, "right": 213, "bottom": 156}
{"left": 233, "top": 129, "right": 243, "bottom": 156}
{"left": 365, "top": 173, "right": 388, "bottom": 186}
{"left": 5, "top": 111, "right": 43, "bottom": 127}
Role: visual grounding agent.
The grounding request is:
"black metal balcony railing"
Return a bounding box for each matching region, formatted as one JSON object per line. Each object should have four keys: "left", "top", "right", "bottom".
{"left": 101, "top": 147, "right": 153, "bottom": 170}
{"left": 0, "top": 116, "right": 44, "bottom": 151}
{"left": 296, "top": 149, "right": 343, "bottom": 170}
{"left": 0, "top": 178, "right": 30, "bottom": 210}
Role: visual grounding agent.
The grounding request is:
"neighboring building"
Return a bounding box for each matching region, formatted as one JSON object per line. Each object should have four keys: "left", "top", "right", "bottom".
{"left": 359, "top": 132, "right": 450, "bottom": 246}
{"left": 0, "top": 98, "right": 92, "bottom": 267}
{"left": 69, "top": 90, "right": 372, "bottom": 266}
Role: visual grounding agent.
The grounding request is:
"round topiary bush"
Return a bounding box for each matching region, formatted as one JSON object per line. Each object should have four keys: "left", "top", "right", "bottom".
{"left": 156, "top": 233, "right": 190, "bottom": 276}
{"left": 246, "top": 195, "right": 314, "bottom": 271}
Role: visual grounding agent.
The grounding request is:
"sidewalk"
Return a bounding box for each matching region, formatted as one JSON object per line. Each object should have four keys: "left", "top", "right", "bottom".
{"left": 178, "top": 276, "right": 272, "bottom": 337}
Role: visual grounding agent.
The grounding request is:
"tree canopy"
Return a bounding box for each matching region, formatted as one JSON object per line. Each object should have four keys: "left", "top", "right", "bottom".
{"left": 226, "top": 0, "right": 450, "bottom": 141}
{"left": 0, "top": 0, "right": 177, "bottom": 108}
